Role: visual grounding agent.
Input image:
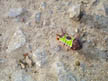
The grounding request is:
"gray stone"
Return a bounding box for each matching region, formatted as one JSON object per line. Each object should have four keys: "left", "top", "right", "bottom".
{"left": 80, "top": 63, "right": 86, "bottom": 72}
{"left": 0, "top": 59, "right": 6, "bottom": 63}
{"left": 35, "top": 12, "right": 41, "bottom": 23}
{"left": 58, "top": 72, "right": 77, "bottom": 81}
{"left": 32, "top": 48, "right": 48, "bottom": 67}
{"left": 0, "top": 73, "right": 9, "bottom": 81}
{"left": 55, "top": 61, "right": 66, "bottom": 75}
{"left": 41, "top": 2, "right": 47, "bottom": 9}
{"left": 11, "top": 70, "right": 34, "bottom": 81}
{"left": 7, "top": 29, "right": 26, "bottom": 53}
{"left": 8, "top": 8, "right": 26, "bottom": 17}
{"left": 68, "top": 4, "right": 81, "bottom": 20}
{"left": 103, "top": 1, "right": 108, "bottom": 16}
{"left": 94, "top": 2, "right": 106, "bottom": 16}
{"left": 98, "top": 51, "right": 108, "bottom": 62}
{"left": 48, "top": 10, "right": 53, "bottom": 15}
{"left": 55, "top": 45, "right": 61, "bottom": 52}
{"left": 55, "top": 61, "right": 77, "bottom": 81}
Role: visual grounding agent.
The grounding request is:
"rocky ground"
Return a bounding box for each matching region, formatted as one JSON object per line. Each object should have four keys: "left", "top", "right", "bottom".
{"left": 0, "top": 0, "right": 108, "bottom": 81}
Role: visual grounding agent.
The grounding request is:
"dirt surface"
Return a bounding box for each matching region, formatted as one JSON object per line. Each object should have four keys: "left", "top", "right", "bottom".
{"left": 0, "top": 0, "right": 108, "bottom": 81}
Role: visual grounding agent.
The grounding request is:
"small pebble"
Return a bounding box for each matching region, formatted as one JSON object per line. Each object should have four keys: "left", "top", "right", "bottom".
{"left": 75, "top": 60, "right": 80, "bottom": 66}
{"left": 8, "top": 8, "right": 26, "bottom": 17}
{"left": 19, "top": 62, "right": 25, "bottom": 69}
{"left": 68, "top": 4, "right": 81, "bottom": 21}
{"left": 7, "top": 29, "right": 26, "bottom": 53}
{"left": 75, "top": 28, "right": 80, "bottom": 33}
{"left": 58, "top": 72, "right": 77, "bottom": 81}
{"left": 35, "top": 12, "right": 41, "bottom": 23}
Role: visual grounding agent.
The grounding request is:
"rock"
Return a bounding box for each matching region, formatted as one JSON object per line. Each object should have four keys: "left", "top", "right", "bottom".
{"left": 80, "top": 63, "right": 86, "bottom": 72}
{"left": 81, "top": 79, "right": 86, "bottom": 81}
{"left": 75, "top": 28, "right": 80, "bottom": 33}
{"left": 55, "top": 61, "right": 66, "bottom": 75}
{"left": 25, "top": 56, "right": 33, "bottom": 67}
{"left": 68, "top": 4, "right": 81, "bottom": 21}
{"left": 32, "top": 49, "right": 48, "bottom": 67}
{"left": 91, "top": 0, "right": 100, "bottom": 6}
{"left": 55, "top": 45, "right": 61, "bottom": 52}
{"left": 55, "top": 61, "right": 77, "bottom": 81}
{"left": 105, "top": 37, "right": 108, "bottom": 48}
{"left": 75, "top": 60, "right": 80, "bottom": 66}
{"left": 98, "top": 51, "right": 108, "bottom": 62}
{"left": 7, "top": 29, "right": 26, "bottom": 53}
{"left": 48, "top": 10, "right": 53, "bottom": 15}
{"left": 8, "top": 8, "right": 26, "bottom": 17}
{"left": 11, "top": 70, "right": 34, "bottom": 81}
{"left": 35, "top": 12, "right": 41, "bottom": 23}
{"left": 58, "top": 72, "right": 77, "bottom": 81}
{"left": 19, "top": 55, "right": 34, "bottom": 69}
{"left": 93, "top": 1, "right": 107, "bottom": 16}
{"left": 0, "top": 33, "right": 2, "bottom": 36}
{"left": 0, "top": 59, "right": 6, "bottom": 63}
{"left": 41, "top": 2, "right": 47, "bottom": 9}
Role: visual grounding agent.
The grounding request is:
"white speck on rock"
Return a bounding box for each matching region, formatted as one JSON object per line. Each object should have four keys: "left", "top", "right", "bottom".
{"left": 7, "top": 29, "right": 26, "bottom": 53}
{"left": 8, "top": 8, "right": 26, "bottom": 18}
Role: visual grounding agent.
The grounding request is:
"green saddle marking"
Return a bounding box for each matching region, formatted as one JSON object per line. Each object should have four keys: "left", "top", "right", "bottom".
{"left": 59, "top": 34, "right": 75, "bottom": 47}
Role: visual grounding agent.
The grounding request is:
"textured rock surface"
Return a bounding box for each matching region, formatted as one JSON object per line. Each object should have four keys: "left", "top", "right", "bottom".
{"left": 7, "top": 29, "right": 26, "bottom": 53}
{"left": 0, "top": 0, "right": 108, "bottom": 81}
{"left": 11, "top": 70, "right": 34, "bottom": 81}
{"left": 8, "top": 8, "right": 26, "bottom": 18}
{"left": 32, "top": 48, "right": 48, "bottom": 67}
